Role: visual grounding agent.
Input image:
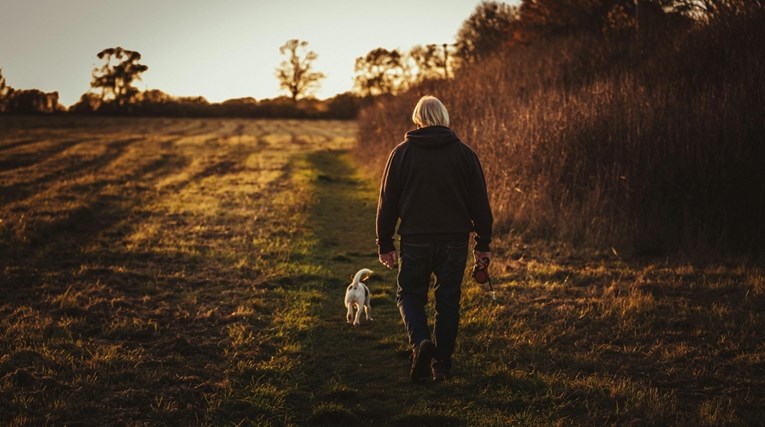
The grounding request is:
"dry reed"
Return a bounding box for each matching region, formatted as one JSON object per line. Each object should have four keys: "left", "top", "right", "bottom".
{"left": 355, "top": 9, "right": 765, "bottom": 256}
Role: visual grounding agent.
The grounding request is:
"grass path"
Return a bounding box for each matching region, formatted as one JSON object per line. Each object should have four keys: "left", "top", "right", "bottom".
{"left": 296, "top": 149, "right": 463, "bottom": 425}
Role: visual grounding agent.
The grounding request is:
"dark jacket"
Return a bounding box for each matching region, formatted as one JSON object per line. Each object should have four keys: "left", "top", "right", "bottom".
{"left": 376, "top": 125, "right": 493, "bottom": 254}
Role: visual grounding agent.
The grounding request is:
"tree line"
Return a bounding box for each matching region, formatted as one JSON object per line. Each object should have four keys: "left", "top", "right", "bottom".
{"left": 4, "top": 0, "right": 753, "bottom": 119}
{"left": 0, "top": 69, "right": 62, "bottom": 114}
{"left": 0, "top": 13, "right": 501, "bottom": 119}
{"left": 0, "top": 44, "right": 359, "bottom": 119}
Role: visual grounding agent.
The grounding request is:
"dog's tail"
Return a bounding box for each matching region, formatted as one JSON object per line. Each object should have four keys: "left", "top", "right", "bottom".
{"left": 353, "top": 268, "right": 373, "bottom": 284}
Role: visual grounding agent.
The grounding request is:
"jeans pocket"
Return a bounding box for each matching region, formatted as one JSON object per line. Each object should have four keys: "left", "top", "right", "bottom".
{"left": 400, "top": 242, "right": 430, "bottom": 279}
{"left": 445, "top": 242, "right": 468, "bottom": 266}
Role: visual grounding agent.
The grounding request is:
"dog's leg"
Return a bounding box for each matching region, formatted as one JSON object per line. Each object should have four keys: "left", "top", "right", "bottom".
{"left": 362, "top": 285, "right": 373, "bottom": 321}
{"left": 353, "top": 303, "right": 362, "bottom": 326}
{"left": 346, "top": 303, "right": 353, "bottom": 324}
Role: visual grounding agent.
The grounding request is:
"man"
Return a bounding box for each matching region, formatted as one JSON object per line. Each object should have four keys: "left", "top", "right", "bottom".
{"left": 376, "top": 95, "right": 493, "bottom": 382}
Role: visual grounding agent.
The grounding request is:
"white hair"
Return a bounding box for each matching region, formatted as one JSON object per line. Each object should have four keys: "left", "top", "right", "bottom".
{"left": 412, "top": 95, "right": 449, "bottom": 127}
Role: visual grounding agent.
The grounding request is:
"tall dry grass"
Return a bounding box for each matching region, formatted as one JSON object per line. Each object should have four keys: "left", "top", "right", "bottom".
{"left": 355, "top": 9, "right": 765, "bottom": 256}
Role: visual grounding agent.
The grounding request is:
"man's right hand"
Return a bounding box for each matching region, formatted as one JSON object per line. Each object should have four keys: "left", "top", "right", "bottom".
{"left": 379, "top": 251, "right": 398, "bottom": 270}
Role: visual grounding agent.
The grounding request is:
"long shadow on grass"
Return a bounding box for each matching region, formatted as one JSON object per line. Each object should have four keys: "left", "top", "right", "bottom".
{"left": 0, "top": 137, "right": 141, "bottom": 206}
{"left": 1, "top": 143, "right": 188, "bottom": 275}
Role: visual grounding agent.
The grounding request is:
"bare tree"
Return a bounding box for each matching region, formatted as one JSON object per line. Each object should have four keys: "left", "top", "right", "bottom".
{"left": 353, "top": 48, "right": 405, "bottom": 96}
{"left": 275, "top": 39, "right": 325, "bottom": 101}
{"left": 91, "top": 47, "right": 148, "bottom": 107}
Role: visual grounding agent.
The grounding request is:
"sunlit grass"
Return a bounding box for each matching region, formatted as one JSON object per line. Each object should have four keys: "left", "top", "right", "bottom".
{"left": 2, "top": 116, "right": 763, "bottom": 425}
{"left": 0, "top": 116, "right": 356, "bottom": 425}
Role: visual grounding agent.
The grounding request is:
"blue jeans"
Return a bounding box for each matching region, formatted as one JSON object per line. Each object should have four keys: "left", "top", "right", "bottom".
{"left": 396, "top": 240, "right": 468, "bottom": 372}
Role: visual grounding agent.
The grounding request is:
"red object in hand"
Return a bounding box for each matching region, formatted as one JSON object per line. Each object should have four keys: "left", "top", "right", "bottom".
{"left": 473, "top": 268, "right": 490, "bottom": 284}
{"left": 472, "top": 257, "right": 490, "bottom": 284}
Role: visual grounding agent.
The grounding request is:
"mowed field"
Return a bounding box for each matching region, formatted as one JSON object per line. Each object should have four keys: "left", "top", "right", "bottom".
{"left": 1, "top": 116, "right": 764, "bottom": 426}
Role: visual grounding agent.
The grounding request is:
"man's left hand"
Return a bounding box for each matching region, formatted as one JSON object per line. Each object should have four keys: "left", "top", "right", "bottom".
{"left": 473, "top": 251, "right": 491, "bottom": 269}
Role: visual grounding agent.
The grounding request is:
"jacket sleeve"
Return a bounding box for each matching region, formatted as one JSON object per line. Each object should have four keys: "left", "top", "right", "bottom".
{"left": 376, "top": 148, "right": 401, "bottom": 254}
{"left": 468, "top": 153, "right": 493, "bottom": 252}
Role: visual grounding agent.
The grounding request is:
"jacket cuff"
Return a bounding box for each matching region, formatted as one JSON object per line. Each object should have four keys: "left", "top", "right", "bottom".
{"left": 473, "top": 237, "right": 491, "bottom": 252}
{"left": 377, "top": 238, "right": 396, "bottom": 254}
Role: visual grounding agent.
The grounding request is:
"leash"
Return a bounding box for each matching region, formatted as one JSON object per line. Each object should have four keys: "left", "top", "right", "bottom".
{"left": 486, "top": 277, "right": 497, "bottom": 301}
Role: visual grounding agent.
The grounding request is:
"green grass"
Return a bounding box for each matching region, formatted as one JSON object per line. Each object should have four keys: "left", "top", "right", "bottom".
{"left": 1, "top": 116, "right": 764, "bottom": 425}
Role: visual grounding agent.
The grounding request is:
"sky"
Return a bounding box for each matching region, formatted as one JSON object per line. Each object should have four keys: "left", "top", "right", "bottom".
{"left": 0, "top": 0, "right": 518, "bottom": 107}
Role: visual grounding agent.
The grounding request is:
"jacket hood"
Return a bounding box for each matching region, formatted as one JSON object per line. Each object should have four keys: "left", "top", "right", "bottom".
{"left": 404, "top": 126, "right": 460, "bottom": 148}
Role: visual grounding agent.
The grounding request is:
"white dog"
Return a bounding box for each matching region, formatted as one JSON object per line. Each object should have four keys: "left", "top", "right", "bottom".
{"left": 345, "top": 268, "right": 373, "bottom": 326}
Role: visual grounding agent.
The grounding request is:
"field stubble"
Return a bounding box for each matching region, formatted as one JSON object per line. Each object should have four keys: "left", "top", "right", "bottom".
{"left": 0, "top": 116, "right": 763, "bottom": 426}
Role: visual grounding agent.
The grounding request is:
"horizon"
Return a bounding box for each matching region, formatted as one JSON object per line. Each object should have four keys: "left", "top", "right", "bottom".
{"left": 0, "top": 0, "right": 520, "bottom": 107}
